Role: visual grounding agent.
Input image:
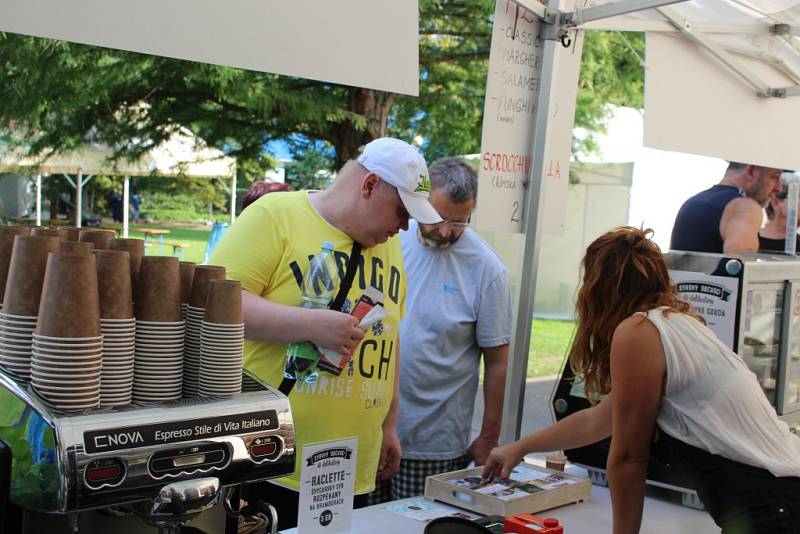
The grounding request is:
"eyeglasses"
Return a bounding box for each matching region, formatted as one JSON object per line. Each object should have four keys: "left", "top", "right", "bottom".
{"left": 379, "top": 178, "right": 409, "bottom": 221}
{"left": 434, "top": 218, "right": 470, "bottom": 229}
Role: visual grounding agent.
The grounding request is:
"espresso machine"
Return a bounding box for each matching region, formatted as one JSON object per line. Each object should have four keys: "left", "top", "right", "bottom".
{"left": 0, "top": 370, "right": 295, "bottom": 534}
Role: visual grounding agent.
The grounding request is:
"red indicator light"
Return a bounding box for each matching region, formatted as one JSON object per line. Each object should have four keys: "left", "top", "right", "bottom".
{"left": 87, "top": 465, "right": 121, "bottom": 482}
{"left": 251, "top": 442, "right": 277, "bottom": 457}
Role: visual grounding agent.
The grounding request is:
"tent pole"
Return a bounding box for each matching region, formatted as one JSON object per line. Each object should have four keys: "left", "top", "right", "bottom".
{"left": 500, "top": 1, "right": 562, "bottom": 444}
{"left": 230, "top": 172, "right": 237, "bottom": 224}
{"left": 123, "top": 176, "right": 130, "bottom": 238}
{"left": 76, "top": 168, "right": 83, "bottom": 228}
{"left": 35, "top": 174, "right": 42, "bottom": 226}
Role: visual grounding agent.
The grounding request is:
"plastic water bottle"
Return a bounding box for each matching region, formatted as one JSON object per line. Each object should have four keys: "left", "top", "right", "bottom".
{"left": 284, "top": 241, "right": 340, "bottom": 383}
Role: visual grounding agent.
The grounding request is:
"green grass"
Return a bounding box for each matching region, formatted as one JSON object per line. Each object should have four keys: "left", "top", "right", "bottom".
{"left": 106, "top": 223, "right": 212, "bottom": 264}
{"left": 528, "top": 319, "right": 575, "bottom": 378}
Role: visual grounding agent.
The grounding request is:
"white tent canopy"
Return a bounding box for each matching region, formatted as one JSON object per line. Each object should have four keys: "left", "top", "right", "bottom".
{"left": 0, "top": 130, "right": 237, "bottom": 236}
{"left": 0, "top": 0, "right": 419, "bottom": 96}
{"left": 579, "top": 0, "right": 800, "bottom": 170}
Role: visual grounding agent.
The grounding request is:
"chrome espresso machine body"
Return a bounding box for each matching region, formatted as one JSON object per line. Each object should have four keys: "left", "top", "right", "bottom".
{"left": 551, "top": 251, "right": 800, "bottom": 507}
{"left": 0, "top": 369, "right": 295, "bottom": 531}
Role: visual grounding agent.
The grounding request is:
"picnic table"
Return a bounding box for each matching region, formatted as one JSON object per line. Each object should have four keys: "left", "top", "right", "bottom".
{"left": 164, "top": 241, "right": 190, "bottom": 260}
{"left": 137, "top": 228, "right": 171, "bottom": 254}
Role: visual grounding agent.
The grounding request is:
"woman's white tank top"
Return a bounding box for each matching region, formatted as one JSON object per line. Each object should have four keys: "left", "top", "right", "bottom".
{"left": 644, "top": 307, "right": 800, "bottom": 477}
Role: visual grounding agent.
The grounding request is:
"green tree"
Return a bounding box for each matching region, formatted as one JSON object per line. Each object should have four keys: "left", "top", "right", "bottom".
{"left": 284, "top": 140, "right": 336, "bottom": 191}
{"left": 0, "top": 2, "right": 644, "bottom": 175}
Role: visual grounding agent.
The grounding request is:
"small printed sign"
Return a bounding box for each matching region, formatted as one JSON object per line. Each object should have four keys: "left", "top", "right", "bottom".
{"left": 298, "top": 437, "right": 357, "bottom": 533}
{"left": 671, "top": 270, "right": 739, "bottom": 348}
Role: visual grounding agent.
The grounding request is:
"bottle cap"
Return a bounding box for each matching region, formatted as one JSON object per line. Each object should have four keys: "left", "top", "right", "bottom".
{"left": 322, "top": 241, "right": 334, "bottom": 251}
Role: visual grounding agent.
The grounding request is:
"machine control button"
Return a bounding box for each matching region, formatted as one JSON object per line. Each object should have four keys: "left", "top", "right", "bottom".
{"left": 173, "top": 454, "right": 206, "bottom": 468}
{"left": 149, "top": 444, "right": 230, "bottom": 479}
{"left": 87, "top": 465, "right": 120, "bottom": 482}
{"left": 84, "top": 458, "right": 126, "bottom": 489}
{"left": 250, "top": 436, "right": 281, "bottom": 460}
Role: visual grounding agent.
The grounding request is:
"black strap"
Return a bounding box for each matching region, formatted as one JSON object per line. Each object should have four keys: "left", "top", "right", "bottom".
{"left": 329, "top": 242, "right": 362, "bottom": 312}
{"left": 279, "top": 241, "right": 362, "bottom": 396}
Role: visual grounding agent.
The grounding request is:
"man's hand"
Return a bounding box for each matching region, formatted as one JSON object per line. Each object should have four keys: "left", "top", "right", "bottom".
{"left": 308, "top": 310, "right": 364, "bottom": 355}
{"left": 466, "top": 435, "right": 498, "bottom": 466}
{"left": 481, "top": 442, "right": 523, "bottom": 481}
{"left": 377, "top": 427, "right": 402, "bottom": 480}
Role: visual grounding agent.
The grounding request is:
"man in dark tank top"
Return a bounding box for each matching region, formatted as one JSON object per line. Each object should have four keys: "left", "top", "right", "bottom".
{"left": 670, "top": 162, "right": 783, "bottom": 253}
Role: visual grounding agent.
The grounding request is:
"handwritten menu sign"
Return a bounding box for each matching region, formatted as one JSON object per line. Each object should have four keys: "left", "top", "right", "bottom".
{"left": 298, "top": 437, "right": 357, "bottom": 534}
{"left": 474, "top": 0, "right": 583, "bottom": 235}
{"left": 474, "top": 0, "right": 544, "bottom": 234}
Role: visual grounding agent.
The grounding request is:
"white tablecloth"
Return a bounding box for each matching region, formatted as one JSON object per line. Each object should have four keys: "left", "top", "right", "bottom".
{"left": 282, "top": 466, "right": 719, "bottom": 533}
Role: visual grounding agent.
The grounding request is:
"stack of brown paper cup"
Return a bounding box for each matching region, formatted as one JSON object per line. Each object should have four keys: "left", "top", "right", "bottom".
{"left": 79, "top": 229, "right": 116, "bottom": 250}
{"left": 135, "top": 256, "right": 181, "bottom": 322}
{"left": 30, "top": 252, "right": 102, "bottom": 413}
{"left": 189, "top": 265, "right": 227, "bottom": 308}
{"left": 0, "top": 225, "right": 31, "bottom": 309}
{"left": 96, "top": 249, "right": 135, "bottom": 407}
{"left": 109, "top": 238, "right": 145, "bottom": 299}
{"left": 133, "top": 256, "right": 183, "bottom": 404}
{"left": 36, "top": 252, "right": 101, "bottom": 339}
{"left": 0, "top": 236, "right": 60, "bottom": 384}
{"left": 198, "top": 280, "right": 244, "bottom": 398}
{"left": 2, "top": 235, "right": 61, "bottom": 317}
{"left": 96, "top": 250, "right": 134, "bottom": 320}
{"left": 179, "top": 261, "right": 196, "bottom": 320}
{"left": 183, "top": 265, "right": 225, "bottom": 398}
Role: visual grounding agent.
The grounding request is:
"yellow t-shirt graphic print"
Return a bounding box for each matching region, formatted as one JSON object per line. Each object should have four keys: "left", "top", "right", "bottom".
{"left": 210, "top": 191, "right": 406, "bottom": 494}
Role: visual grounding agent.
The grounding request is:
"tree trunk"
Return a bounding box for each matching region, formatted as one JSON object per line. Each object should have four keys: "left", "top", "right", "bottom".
{"left": 331, "top": 88, "right": 394, "bottom": 169}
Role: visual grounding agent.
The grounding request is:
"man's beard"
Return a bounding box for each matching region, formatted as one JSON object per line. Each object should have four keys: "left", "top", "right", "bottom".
{"left": 417, "top": 226, "right": 458, "bottom": 249}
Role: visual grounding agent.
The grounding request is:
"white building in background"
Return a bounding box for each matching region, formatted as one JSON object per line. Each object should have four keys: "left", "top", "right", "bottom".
{"left": 0, "top": 174, "right": 34, "bottom": 219}
{"left": 478, "top": 106, "right": 728, "bottom": 321}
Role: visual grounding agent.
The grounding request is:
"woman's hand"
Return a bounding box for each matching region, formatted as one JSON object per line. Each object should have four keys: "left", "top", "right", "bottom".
{"left": 481, "top": 442, "right": 524, "bottom": 481}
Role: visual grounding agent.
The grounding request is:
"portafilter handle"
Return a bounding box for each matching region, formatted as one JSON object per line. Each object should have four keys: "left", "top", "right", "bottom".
{"left": 141, "top": 477, "right": 221, "bottom": 519}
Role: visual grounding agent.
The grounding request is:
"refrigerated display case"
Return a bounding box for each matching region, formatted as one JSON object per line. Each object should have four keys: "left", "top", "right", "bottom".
{"left": 666, "top": 251, "right": 800, "bottom": 422}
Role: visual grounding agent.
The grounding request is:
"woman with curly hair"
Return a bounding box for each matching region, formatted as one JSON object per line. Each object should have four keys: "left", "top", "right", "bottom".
{"left": 483, "top": 226, "right": 800, "bottom": 534}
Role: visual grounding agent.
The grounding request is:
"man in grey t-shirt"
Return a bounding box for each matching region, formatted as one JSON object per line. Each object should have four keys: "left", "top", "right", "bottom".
{"left": 368, "top": 157, "right": 512, "bottom": 502}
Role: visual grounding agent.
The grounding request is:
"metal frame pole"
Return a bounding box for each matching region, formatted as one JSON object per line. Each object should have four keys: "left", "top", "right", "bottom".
{"left": 230, "top": 172, "right": 237, "bottom": 224}
{"left": 123, "top": 176, "right": 130, "bottom": 237}
{"left": 500, "top": 2, "right": 563, "bottom": 444}
{"left": 35, "top": 174, "right": 42, "bottom": 226}
{"left": 76, "top": 167, "right": 83, "bottom": 228}
{"left": 570, "top": 0, "right": 686, "bottom": 25}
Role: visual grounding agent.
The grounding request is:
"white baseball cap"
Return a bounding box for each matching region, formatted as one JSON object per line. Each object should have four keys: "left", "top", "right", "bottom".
{"left": 357, "top": 138, "right": 443, "bottom": 224}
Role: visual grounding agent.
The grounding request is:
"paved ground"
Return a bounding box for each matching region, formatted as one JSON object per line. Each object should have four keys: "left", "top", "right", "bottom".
{"left": 470, "top": 375, "right": 560, "bottom": 460}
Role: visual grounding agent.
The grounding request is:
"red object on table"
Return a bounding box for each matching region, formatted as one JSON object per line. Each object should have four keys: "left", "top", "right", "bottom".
{"left": 504, "top": 514, "right": 563, "bottom": 534}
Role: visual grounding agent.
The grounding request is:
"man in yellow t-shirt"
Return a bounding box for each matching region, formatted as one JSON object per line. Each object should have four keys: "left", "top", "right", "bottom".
{"left": 210, "top": 137, "right": 442, "bottom": 529}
